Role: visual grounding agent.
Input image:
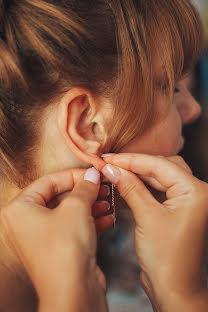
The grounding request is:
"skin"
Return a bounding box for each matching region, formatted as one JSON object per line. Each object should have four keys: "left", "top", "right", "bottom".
{"left": 0, "top": 74, "right": 201, "bottom": 206}
{"left": 0, "top": 168, "right": 109, "bottom": 312}
{"left": 0, "top": 71, "right": 202, "bottom": 311}
{"left": 121, "top": 76, "right": 201, "bottom": 156}
{"left": 101, "top": 154, "right": 208, "bottom": 312}
{"left": 1, "top": 155, "right": 208, "bottom": 312}
{"left": 0, "top": 172, "right": 112, "bottom": 312}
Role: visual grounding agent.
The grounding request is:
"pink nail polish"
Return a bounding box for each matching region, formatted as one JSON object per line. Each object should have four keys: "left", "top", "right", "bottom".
{"left": 105, "top": 201, "right": 111, "bottom": 211}
{"left": 84, "top": 167, "right": 100, "bottom": 184}
{"left": 101, "top": 164, "right": 121, "bottom": 185}
{"left": 102, "top": 153, "right": 115, "bottom": 158}
{"left": 105, "top": 185, "right": 110, "bottom": 197}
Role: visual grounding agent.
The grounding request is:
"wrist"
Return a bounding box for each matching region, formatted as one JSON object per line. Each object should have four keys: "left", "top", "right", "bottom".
{"left": 37, "top": 251, "right": 107, "bottom": 312}
{"left": 36, "top": 247, "right": 93, "bottom": 311}
{"left": 154, "top": 289, "right": 208, "bottom": 312}
{"left": 38, "top": 269, "right": 107, "bottom": 312}
{"left": 38, "top": 266, "right": 86, "bottom": 312}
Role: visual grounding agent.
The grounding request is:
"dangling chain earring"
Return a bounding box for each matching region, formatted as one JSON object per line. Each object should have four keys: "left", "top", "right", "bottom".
{"left": 111, "top": 184, "right": 116, "bottom": 228}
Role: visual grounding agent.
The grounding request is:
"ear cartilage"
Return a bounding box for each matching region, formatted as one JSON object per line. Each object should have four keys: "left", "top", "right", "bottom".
{"left": 111, "top": 184, "right": 116, "bottom": 228}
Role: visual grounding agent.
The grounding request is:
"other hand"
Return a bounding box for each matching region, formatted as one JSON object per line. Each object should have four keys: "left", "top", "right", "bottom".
{"left": 102, "top": 154, "right": 208, "bottom": 312}
{"left": 0, "top": 167, "right": 112, "bottom": 312}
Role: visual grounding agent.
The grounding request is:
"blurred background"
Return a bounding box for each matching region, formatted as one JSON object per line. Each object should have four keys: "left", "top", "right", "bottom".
{"left": 181, "top": 0, "right": 208, "bottom": 182}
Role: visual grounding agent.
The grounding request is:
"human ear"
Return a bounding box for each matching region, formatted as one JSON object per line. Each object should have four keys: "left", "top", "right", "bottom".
{"left": 57, "top": 88, "right": 107, "bottom": 171}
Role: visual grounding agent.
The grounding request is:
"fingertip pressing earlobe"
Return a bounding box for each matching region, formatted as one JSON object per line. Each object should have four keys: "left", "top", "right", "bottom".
{"left": 91, "top": 156, "right": 107, "bottom": 171}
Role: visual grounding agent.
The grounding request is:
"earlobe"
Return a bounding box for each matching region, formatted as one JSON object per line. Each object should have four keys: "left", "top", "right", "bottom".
{"left": 56, "top": 88, "right": 106, "bottom": 171}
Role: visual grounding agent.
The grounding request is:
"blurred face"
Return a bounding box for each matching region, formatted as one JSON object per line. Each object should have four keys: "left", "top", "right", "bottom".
{"left": 121, "top": 75, "right": 201, "bottom": 156}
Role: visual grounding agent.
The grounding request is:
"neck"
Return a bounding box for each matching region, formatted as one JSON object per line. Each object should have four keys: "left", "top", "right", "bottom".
{"left": 0, "top": 180, "right": 38, "bottom": 311}
{"left": 0, "top": 179, "right": 21, "bottom": 207}
{"left": 0, "top": 258, "right": 38, "bottom": 312}
{"left": 0, "top": 178, "right": 22, "bottom": 278}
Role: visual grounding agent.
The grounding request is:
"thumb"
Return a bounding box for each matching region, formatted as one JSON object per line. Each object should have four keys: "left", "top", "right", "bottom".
{"left": 61, "top": 167, "right": 101, "bottom": 216}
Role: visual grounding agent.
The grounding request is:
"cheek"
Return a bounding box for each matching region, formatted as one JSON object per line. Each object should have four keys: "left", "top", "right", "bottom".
{"left": 156, "top": 110, "right": 182, "bottom": 156}
{"left": 121, "top": 108, "right": 182, "bottom": 156}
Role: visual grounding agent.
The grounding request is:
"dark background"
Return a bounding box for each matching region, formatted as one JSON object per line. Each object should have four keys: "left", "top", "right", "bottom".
{"left": 180, "top": 50, "right": 208, "bottom": 182}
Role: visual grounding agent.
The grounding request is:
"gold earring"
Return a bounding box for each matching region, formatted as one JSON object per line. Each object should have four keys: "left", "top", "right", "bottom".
{"left": 111, "top": 183, "right": 116, "bottom": 228}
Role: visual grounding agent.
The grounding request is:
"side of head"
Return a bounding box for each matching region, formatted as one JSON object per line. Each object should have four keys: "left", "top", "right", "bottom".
{"left": 0, "top": 0, "right": 204, "bottom": 190}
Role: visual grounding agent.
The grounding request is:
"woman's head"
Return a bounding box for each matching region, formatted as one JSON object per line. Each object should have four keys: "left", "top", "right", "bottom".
{"left": 0, "top": 0, "right": 204, "bottom": 188}
{"left": 120, "top": 74, "right": 202, "bottom": 156}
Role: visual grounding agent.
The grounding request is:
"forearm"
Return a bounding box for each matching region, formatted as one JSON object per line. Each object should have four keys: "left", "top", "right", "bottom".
{"left": 152, "top": 289, "right": 208, "bottom": 312}
{"left": 37, "top": 264, "right": 108, "bottom": 312}
{"left": 38, "top": 278, "right": 88, "bottom": 312}
{"left": 38, "top": 283, "right": 108, "bottom": 312}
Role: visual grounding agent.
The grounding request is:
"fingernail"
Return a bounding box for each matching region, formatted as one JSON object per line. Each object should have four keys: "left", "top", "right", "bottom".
{"left": 104, "top": 185, "right": 110, "bottom": 196}
{"left": 84, "top": 167, "right": 100, "bottom": 184}
{"left": 110, "top": 214, "right": 115, "bottom": 222}
{"left": 109, "top": 214, "right": 116, "bottom": 226}
{"left": 105, "top": 201, "right": 111, "bottom": 211}
{"left": 102, "top": 164, "right": 121, "bottom": 185}
{"left": 102, "top": 153, "right": 115, "bottom": 158}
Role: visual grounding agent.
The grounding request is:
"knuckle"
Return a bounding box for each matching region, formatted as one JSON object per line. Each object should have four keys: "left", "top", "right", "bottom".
{"left": 120, "top": 182, "right": 138, "bottom": 201}
{"left": 157, "top": 155, "right": 165, "bottom": 159}
{"left": 44, "top": 174, "right": 59, "bottom": 196}
{"left": 174, "top": 156, "right": 188, "bottom": 167}
{"left": 167, "top": 155, "right": 183, "bottom": 164}
{"left": 174, "top": 155, "right": 183, "bottom": 162}
{"left": 168, "top": 156, "right": 192, "bottom": 174}
{"left": 183, "top": 166, "right": 192, "bottom": 175}
{"left": 139, "top": 271, "right": 151, "bottom": 295}
{"left": 185, "top": 181, "right": 207, "bottom": 211}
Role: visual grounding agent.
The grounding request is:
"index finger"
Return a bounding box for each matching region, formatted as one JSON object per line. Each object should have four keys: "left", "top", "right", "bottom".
{"left": 102, "top": 153, "right": 193, "bottom": 189}
{"left": 19, "top": 169, "right": 86, "bottom": 206}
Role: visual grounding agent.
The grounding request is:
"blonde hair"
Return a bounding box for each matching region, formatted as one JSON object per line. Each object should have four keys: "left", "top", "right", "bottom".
{"left": 0, "top": 0, "right": 204, "bottom": 187}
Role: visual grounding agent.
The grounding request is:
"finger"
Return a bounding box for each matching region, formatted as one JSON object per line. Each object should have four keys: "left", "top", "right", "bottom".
{"left": 48, "top": 184, "right": 111, "bottom": 210}
{"left": 102, "top": 153, "right": 193, "bottom": 190}
{"left": 92, "top": 201, "right": 110, "bottom": 217}
{"left": 61, "top": 167, "right": 101, "bottom": 216}
{"left": 166, "top": 156, "right": 192, "bottom": 174}
{"left": 47, "top": 191, "right": 71, "bottom": 209}
{"left": 19, "top": 168, "right": 86, "bottom": 206}
{"left": 138, "top": 156, "right": 192, "bottom": 191}
{"left": 95, "top": 267, "right": 107, "bottom": 294}
{"left": 95, "top": 215, "right": 114, "bottom": 235}
{"left": 138, "top": 175, "right": 167, "bottom": 192}
{"left": 98, "top": 184, "right": 110, "bottom": 200}
{"left": 102, "top": 163, "right": 161, "bottom": 223}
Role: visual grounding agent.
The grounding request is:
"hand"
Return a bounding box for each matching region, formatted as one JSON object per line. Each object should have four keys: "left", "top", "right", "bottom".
{"left": 0, "top": 167, "right": 112, "bottom": 312}
{"left": 102, "top": 154, "right": 208, "bottom": 312}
